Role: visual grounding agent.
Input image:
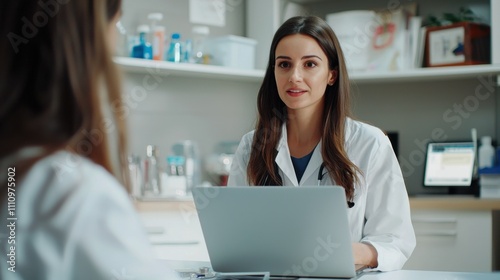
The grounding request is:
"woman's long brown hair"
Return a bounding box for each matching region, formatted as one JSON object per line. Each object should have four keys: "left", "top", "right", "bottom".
{"left": 247, "top": 16, "right": 360, "bottom": 200}
{"left": 0, "top": 0, "right": 127, "bottom": 191}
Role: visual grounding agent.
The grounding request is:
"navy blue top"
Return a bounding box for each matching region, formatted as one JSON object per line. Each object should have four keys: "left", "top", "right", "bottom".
{"left": 291, "top": 149, "right": 314, "bottom": 183}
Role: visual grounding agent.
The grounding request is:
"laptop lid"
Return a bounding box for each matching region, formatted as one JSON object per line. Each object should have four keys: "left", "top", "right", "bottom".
{"left": 423, "top": 141, "right": 475, "bottom": 188}
{"left": 192, "top": 186, "right": 357, "bottom": 278}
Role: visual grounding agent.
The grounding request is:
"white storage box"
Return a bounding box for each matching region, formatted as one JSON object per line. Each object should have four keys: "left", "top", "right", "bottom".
{"left": 326, "top": 10, "right": 376, "bottom": 71}
{"left": 479, "top": 173, "right": 500, "bottom": 198}
{"left": 207, "top": 35, "right": 257, "bottom": 69}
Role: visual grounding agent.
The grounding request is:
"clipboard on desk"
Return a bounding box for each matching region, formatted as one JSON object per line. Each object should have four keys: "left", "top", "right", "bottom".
{"left": 192, "top": 186, "right": 366, "bottom": 279}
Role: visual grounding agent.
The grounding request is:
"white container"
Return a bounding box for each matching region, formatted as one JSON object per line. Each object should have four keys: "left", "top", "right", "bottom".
{"left": 207, "top": 35, "right": 257, "bottom": 69}
{"left": 479, "top": 174, "right": 500, "bottom": 198}
{"left": 326, "top": 10, "right": 376, "bottom": 71}
{"left": 479, "top": 136, "right": 495, "bottom": 168}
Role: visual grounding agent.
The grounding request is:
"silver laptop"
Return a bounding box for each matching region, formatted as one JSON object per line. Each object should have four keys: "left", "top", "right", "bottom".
{"left": 192, "top": 186, "right": 362, "bottom": 278}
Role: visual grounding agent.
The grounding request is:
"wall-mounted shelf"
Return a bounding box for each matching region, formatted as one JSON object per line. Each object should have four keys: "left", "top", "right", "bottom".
{"left": 114, "top": 57, "right": 265, "bottom": 82}
{"left": 351, "top": 64, "right": 500, "bottom": 84}
{"left": 116, "top": 57, "right": 500, "bottom": 84}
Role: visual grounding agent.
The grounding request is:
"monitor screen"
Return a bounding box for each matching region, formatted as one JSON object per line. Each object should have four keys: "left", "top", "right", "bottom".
{"left": 423, "top": 142, "right": 475, "bottom": 187}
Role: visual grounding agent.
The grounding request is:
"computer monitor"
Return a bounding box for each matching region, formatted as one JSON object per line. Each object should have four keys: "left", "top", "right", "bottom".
{"left": 423, "top": 141, "right": 476, "bottom": 193}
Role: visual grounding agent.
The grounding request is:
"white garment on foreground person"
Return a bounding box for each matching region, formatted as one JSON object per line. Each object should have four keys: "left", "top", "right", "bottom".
{"left": 228, "top": 118, "right": 416, "bottom": 271}
{"left": 0, "top": 150, "right": 181, "bottom": 280}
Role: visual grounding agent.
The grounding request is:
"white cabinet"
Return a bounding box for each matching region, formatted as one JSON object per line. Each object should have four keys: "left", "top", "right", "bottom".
{"left": 404, "top": 209, "right": 493, "bottom": 272}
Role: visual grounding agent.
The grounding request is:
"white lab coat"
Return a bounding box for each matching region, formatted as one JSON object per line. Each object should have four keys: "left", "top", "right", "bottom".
{"left": 0, "top": 150, "right": 181, "bottom": 280}
{"left": 228, "top": 118, "right": 416, "bottom": 271}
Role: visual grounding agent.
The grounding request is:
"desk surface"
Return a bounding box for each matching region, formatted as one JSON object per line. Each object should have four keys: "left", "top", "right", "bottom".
{"left": 165, "top": 260, "right": 500, "bottom": 280}
{"left": 135, "top": 196, "right": 500, "bottom": 212}
{"left": 409, "top": 196, "right": 500, "bottom": 210}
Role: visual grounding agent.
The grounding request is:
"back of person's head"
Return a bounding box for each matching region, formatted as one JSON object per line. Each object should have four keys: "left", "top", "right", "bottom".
{"left": 0, "top": 0, "right": 125, "bottom": 184}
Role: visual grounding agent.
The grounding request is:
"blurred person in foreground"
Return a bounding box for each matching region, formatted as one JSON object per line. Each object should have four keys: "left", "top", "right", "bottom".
{"left": 0, "top": 1, "right": 181, "bottom": 279}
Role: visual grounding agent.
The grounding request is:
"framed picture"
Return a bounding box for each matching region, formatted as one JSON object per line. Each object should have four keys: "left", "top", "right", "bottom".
{"left": 424, "top": 22, "right": 490, "bottom": 67}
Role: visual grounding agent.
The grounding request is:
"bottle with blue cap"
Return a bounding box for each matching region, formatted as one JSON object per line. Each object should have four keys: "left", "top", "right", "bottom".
{"left": 131, "top": 25, "right": 153, "bottom": 59}
{"left": 167, "top": 33, "right": 182, "bottom": 63}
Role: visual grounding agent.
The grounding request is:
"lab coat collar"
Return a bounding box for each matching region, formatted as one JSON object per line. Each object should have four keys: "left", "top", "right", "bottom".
{"left": 275, "top": 124, "right": 323, "bottom": 186}
{"left": 276, "top": 125, "right": 298, "bottom": 185}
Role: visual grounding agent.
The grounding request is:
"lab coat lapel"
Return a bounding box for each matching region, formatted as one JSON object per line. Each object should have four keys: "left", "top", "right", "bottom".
{"left": 275, "top": 125, "right": 299, "bottom": 186}
{"left": 299, "top": 141, "right": 323, "bottom": 185}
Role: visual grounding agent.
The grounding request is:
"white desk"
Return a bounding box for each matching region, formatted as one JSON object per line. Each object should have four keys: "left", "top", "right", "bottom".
{"left": 354, "top": 270, "right": 500, "bottom": 280}
{"left": 164, "top": 260, "right": 500, "bottom": 280}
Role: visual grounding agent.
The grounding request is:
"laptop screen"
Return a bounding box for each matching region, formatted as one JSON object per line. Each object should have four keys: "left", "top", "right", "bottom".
{"left": 423, "top": 142, "right": 475, "bottom": 187}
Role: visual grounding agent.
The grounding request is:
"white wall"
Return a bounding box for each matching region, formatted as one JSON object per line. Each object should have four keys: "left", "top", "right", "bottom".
{"left": 120, "top": 0, "right": 257, "bottom": 184}
{"left": 352, "top": 78, "right": 497, "bottom": 195}
{"left": 121, "top": 0, "right": 498, "bottom": 193}
{"left": 121, "top": 0, "right": 246, "bottom": 40}
{"left": 122, "top": 73, "right": 259, "bottom": 183}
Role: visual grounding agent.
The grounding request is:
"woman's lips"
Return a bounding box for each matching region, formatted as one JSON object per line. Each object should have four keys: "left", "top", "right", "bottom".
{"left": 286, "top": 88, "right": 307, "bottom": 97}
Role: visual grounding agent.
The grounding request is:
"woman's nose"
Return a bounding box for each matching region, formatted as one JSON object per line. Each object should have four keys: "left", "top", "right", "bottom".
{"left": 288, "top": 65, "right": 303, "bottom": 83}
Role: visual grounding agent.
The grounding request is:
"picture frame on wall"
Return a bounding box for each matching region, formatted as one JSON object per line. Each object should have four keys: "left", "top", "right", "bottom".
{"left": 424, "top": 22, "right": 490, "bottom": 67}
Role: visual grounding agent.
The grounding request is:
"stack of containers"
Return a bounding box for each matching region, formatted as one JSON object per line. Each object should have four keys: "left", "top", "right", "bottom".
{"left": 478, "top": 136, "right": 500, "bottom": 198}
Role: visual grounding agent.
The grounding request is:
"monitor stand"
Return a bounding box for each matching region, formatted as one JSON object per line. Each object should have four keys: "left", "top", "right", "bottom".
{"left": 448, "top": 178, "right": 480, "bottom": 197}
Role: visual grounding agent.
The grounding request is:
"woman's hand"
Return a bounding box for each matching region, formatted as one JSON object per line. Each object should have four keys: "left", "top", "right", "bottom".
{"left": 352, "top": 242, "right": 378, "bottom": 268}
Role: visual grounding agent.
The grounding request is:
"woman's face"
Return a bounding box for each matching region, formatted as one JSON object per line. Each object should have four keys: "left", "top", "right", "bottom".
{"left": 274, "top": 34, "right": 336, "bottom": 113}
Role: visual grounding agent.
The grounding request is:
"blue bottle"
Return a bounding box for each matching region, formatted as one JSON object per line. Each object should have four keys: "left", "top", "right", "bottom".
{"left": 131, "top": 25, "right": 153, "bottom": 60}
{"left": 167, "top": 33, "right": 182, "bottom": 63}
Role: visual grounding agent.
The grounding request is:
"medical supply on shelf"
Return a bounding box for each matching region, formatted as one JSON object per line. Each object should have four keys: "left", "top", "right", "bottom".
{"left": 172, "top": 140, "right": 201, "bottom": 194}
{"left": 164, "top": 155, "right": 187, "bottom": 196}
{"left": 167, "top": 33, "right": 182, "bottom": 63}
{"left": 479, "top": 167, "right": 500, "bottom": 198}
{"left": 115, "top": 20, "right": 129, "bottom": 57}
{"left": 190, "top": 25, "right": 210, "bottom": 64}
{"left": 128, "top": 155, "right": 143, "bottom": 198}
{"left": 144, "top": 145, "right": 161, "bottom": 195}
{"left": 131, "top": 25, "right": 153, "bottom": 59}
{"left": 206, "top": 35, "right": 256, "bottom": 69}
{"left": 148, "top": 13, "right": 165, "bottom": 61}
{"left": 479, "top": 136, "right": 495, "bottom": 168}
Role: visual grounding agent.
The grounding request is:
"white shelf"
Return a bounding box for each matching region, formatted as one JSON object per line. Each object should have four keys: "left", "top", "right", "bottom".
{"left": 114, "top": 57, "right": 265, "bottom": 82}
{"left": 350, "top": 64, "right": 500, "bottom": 84}
{"left": 115, "top": 57, "right": 500, "bottom": 84}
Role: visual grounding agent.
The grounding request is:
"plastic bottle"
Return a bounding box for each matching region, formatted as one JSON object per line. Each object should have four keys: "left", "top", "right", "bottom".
{"left": 144, "top": 145, "right": 161, "bottom": 195}
{"left": 128, "top": 155, "right": 143, "bottom": 198}
{"left": 478, "top": 136, "right": 495, "bottom": 169}
{"left": 172, "top": 140, "right": 201, "bottom": 194}
{"left": 114, "top": 20, "right": 129, "bottom": 57}
{"left": 147, "top": 13, "right": 165, "bottom": 61}
{"left": 191, "top": 26, "right": 210, "bottom": 64}
{"left": 165, "top": 156, "right": 187, "bottom": 196}
{"left": 131, "top": 25, "right": 153, "bottom": 60}
{"left": 167, "top": 33, "right": 182, "bottom": 63}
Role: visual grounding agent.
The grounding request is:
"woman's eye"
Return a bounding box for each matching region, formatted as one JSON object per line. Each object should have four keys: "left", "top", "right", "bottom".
{"left": 305, "top": 61, "right": 317, "bottom": 68}
{"left": 277, "top": 61, "right": 291, "bottom": 68}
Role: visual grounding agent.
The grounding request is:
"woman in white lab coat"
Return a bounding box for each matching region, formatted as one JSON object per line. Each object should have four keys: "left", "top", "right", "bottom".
{"left": 0, "top": 1, "right": 180, "bottom": 279}
{"left": 228, "top": 16, "right": 416, "bottom": 271}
